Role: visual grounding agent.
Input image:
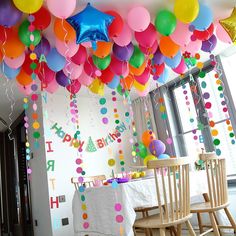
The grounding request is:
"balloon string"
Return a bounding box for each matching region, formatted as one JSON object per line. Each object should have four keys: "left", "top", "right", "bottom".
{"left": 1, "top": 28, "right": 7, "bottom": 74}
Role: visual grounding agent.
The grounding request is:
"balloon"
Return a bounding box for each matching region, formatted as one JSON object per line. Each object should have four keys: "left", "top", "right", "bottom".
{"left": 116, "top": 84, "right": 129, "bottom": 97}
{"left": 159, "top": 36, "right": 180, "bottom": 58}
{"left": 38, "top": 63, "right": 56, "bottom": 84}
{"left": 129, "top": 61, "right": 147, "bottom": 76}
{"left": 18, "top": 20, "right": 41, "bottom": 47}
{"left": 134, "top": 67, "right": 150, "bottom": 85}
{"left": 17, "top": 82, "right": 32, "bottom": 96}
{"left": 215, "top": 21, "right": 232, "bottom": 44}
{"left": 46, "top": 48, "right": 66, "bottom": 72}
{"left": 16, "top": 69, "right": 33, "bottom": 86}
{"left": 0, "top": 0, "right": 22, "bottom": 27}
{"left": 4, "top": 53, "right": 25, "bottom": 69}
{"left": 110, "top": 56, "right": 129, "bottom": 76}
{"left": 56, "top": 70, "right": 70, "bottom": 87}
{"left": 135, "top": 23, "right": 157, "bottom": 48}
{"left": 45, "top": 78, "right": 59, "bottom": 94}
{"left": 139, "top": 40, "right": 158, "bottom": 55}
{"left": 67, "top": 3, "right": 114, "bottom": 44}
{"left": 165, "top": 51, "right": 182, "bottom": 69}
{"left": 2, "top": 62, "right": 20, "bottom": 79}
{"left": 55, "top": 39, "right": 79, "bottom": 57}
{"left": 158, "top": 153, "right": 170, "bottom": 159}
{"left": 133, "top": 80, "right": 149, "bottom": 92}
{"left": 181, "top": 39, "right": 201, "bottom": 56}
{"left": 63, "top": 61, "right": 83, "bottom": 80}
{"left": 129, "top": 46, "right": 145, "bottom": 68}
{"left": 174, "top": 0, "right": 199, "bottom": 23}
{"left": 137, "top": 86, "right": 150, "bottom": 97}
{"left": 157, "top": 68, "right": 169, "bottom": 84}
{"left": 71, "top": 45, "right": 87, "bottom": 65}
{"left": 13, "top": 0, "right": 43, "bottom": 14}
{"left": 66, "top": 80, "right": 81, "bottom": 94}
{"left": 172, "top": 58, "right": 187, "bottom": 74}
{"left": 191, "top": 4, "right": 213, "bottom": 31}
{"left": 143, "top": 155, "right": 157, "bottom": 166}
{"left": 92, "top": 42, "right": 112, "bottom": 58}
{"left": 113, "top": 42, "right": 134, "bottom": 61}
{"left": 133, "top": 142, "right": 148, "bottom": 159}
{"left": 93, "top": 55, "right": 111, "bottom": 71}
{"left": 107, "top": 75, "right": 120, "bottom": 89}
{"left": 84, "top": 57, "right": 97, "bottom": 77}
{"left": 105, "top": 10, "right": 124, "bottom": 38}
{"left": 22, "top": 54, "right": 40, "bottom": 75}
{"left": 184, "top": 57, "right": 197, "bottom": 68}
{"left": 54, "top": 18, "right": 76, "bottom": 42}
{"left": 152, "top": 48, "right": 165, "bottom": 65}
{"left": 193, "top": 23, "right": 214, "bottom": 41}
{"left": 81, "top": 41, "right": 92, "bottom": 48}
{"left": 99, "top": 67, "right": 114, "bottom": 84}
{"left": 113, "top": 22, "right": 132, "bottom": 47}
{"left": 152, "top": 63, "right": 165, "bottom": 77}
{"left": 120, "top": 74, "right": 134, "bottom": 90}
{"left": 77, "top": 70, "right": 93, "bottom": 86}
{"left": 155, "top": 10, "right": 176, "bottom": 36}
{"left": 34, "top": 37, "right": 51, "bottom": 58}
{"left": 170, "top": 21, "right": 191, "bottom": 46}
{"left": 89, "top": 78, "right": 105, "bottom": 96}
{"left": 47, "top": 0, "right": 76, "bottom": 19}
{"left": 127, "top": 6, "right": 150, "bottom": 32}
{"left": 32, "top": 6, "right": 51, "bottom": 30}
{"left": 142, "top": 130, "right": 156, "bottom": 147}
{"left": 201, "top": 34, "right": 217, "bottom": 53}
{"left": 149, "top": 140, "right": 166, "bottom": 157}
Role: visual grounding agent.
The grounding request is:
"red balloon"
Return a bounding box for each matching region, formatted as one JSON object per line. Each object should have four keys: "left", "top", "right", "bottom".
{"left": 193, "top": 23, "right": 214, "bottom": 41}
{"left": 71, "top": 45, "right": 87, "bottom": 65}
{"left": 38, "top": 62, "right": 56, "bottom": 84}
{"left": 134, "top": 67, "right": 150, "bottom": 85}
{"left": 139, "top": 40, "right": 158, "bottom": 55}
{"left": 106, "top": 10, "right": 124, "bottom": 38}
{"left": 22, "top": 54, "right": 40, "bottom": 75}
{"left": 84, "top": 57, "right": 97, "bottom": 77}
{"left": 66, "top": 80, "right": 81, "bottom": 94}
{"left": 151, "top": 63, "right": 165, "bottom": 76}
{"left": 32, "top": 7, "right": 51, "bottom": 30}
{"left": 99, "top": 67, "right": 114, "bottom": 83}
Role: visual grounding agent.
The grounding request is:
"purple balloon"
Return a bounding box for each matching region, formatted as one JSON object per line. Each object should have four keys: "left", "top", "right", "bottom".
{"left": 201, "top": 34, "right": 217, "bottom": 53}
{"left": 56, "top": 70, "right": 70, "bottom": 87}
{"left": 149, "top": 140, "right": 166, "bottom": 157}
{"left": 34, "top": 37, "right": 51, "bottom": 58}
{"left": 152, "top": 48, "right": 165, "bottom": 65}
{"left": 113, "top": 42, "right": 134, "bottom": 61}
{"left": 0, "top": 0, "right": 22, "bottom": 27}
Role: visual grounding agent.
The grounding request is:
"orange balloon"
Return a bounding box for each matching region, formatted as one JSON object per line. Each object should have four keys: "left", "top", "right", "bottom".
{"left": 54, "top": 18, "right": 76, "bottom": 42}
{"left": 129, "top": 60, "right": 147, "bottom": 76}
{"left": 159, "top": 36, "right": 180, "bottom": 58}
{"left": 142, "top": 130, "right": 156, "bottom": 147}
{"left": 16, "top": 69, "right": 33, "bottom": 86}
{"left": 92, "top": 41, "right": 112, "bottom": 58}
{"left": 0, "top": 28, "right": 25, "bottom": 58}
{"left": 0, "top": 50, "right": 2, "bottom": 62}
{"left": 120, "top": 74, "right": 134, "bottom": 90}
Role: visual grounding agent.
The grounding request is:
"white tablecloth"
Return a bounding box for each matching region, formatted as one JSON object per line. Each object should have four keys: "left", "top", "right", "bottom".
{"left": 72, "top": 171, "right": 229, "bottom": 236}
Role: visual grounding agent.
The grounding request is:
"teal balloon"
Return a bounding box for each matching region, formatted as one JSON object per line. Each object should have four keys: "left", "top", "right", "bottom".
{"left": 107, "top": 75, "right": 120, "bottom": 89}
{"left": 92, "top": 54, "right": 111, "bottom": 70}
{"left": 158, "top": 68, "right": 169, "bottom": 84}
{"left": 158, "top": 153, "right": 170, "bottom": 159}
{"left": 129, "top": 45, "right": 145, "bottom": 68}
{"left": 18, "top": 20, "right": 41, "bottom": 46}
{"left": 133, "top": 142, "right": 148, "bottom": 159}
{"left": 165, "top": 51, "right": 182, "bottom": 68}
{"left": 155, "top": 10, "right": 177, "bottom": 36}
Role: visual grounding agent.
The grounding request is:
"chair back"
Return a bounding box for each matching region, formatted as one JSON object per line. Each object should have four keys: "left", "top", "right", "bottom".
{"left": 147, "top": 157, "right": 191, "bottom": 224}
{"left": 199, "top": 153, "right": 228, "bottom": 208}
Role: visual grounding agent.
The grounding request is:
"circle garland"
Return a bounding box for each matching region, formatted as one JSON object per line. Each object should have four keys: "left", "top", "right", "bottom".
{"left": 99, "top": 97, "right": 109, "bottom": 125}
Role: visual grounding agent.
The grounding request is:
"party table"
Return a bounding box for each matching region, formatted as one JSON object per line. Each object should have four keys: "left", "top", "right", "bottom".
{"left": 72, "top": 171, "right": 228, "bottom": 236}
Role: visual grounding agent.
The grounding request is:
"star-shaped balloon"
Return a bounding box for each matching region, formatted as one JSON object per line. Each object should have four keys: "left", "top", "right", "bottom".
{"left": 67, "top": 3, "right": 114, "bottom": 47}
{"left": 220, "top": 7, "right": 236, "bottom": 43}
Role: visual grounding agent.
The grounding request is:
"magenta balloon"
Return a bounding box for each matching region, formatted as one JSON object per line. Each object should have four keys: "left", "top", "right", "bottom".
{"left": 172, "top": 58, "right": 186, "bottom": 74}
{"left": 149, "top": 140, "right": 166, "bottom": 157}
{"left": 56, "top": 39, "right": 79, "bottom": 57}
{"left": 66, "top": 79, "right": 81, "bottom": 94}
{"left": 63, "top": 61, "right": 83, "bottom": 80}
{"left": 71, "top": 45, "right": 87, "bottom": 65}
{"left": 4, "top": 53, "right": 25, "bottom": 69}
{"left": 201, "top": 34, "right": 217, "bottom": 53}
{"left": 45, "top": 78, "right": 59, "bottom": 94}
{"left": 181, "top": 39, "right": 201, "bottom": 56}
{"left": 152, "top": 48, "right": 165, "bottom": 65}
{"left": 34, "top": 37, "right": 51, "bottom": 57}
{"left": 113, "top": 42, "right": 134, "bottom": 61}
{"left": 77, "top": 70, "right": 93, "bottom": 86}
{"left": 84, "top": 57, "right": 97, "bottom": 77}
{"left": 135, "top": 23, "right": 157, "bottom": 48}
{"left": 139, "top": 40, "right": 158, "bottom": 55}
{"left": 38, "top": 63, "right": 56, "bottom": 84}
{"left": 134, "top": 67, "right": 151, "bottom": 85}
{"left": 113, "top": 22, "right": 132, "bottom": 46}
{"left": 110, "top": 55, "right": 129, "bottom": 76}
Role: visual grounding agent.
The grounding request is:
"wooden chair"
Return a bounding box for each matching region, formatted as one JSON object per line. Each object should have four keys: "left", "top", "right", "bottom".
{"left": 133, "top": 157, "right": 196, "bottom": 236}
{"left": 71, "top": 175, "right": 106, "bottom": 189}
{"left": 191, "top": 153, "right": 236, "bottom": 235}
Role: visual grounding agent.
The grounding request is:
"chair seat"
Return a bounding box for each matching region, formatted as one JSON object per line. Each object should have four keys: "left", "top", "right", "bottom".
{"left": 134, "top": 213, "right": 192, "bottom": 229}
{"left": 191, "top": 201, "right": 229, "bottom": 213}
{"left": 134, "top": 205, "right": 159, "bottom": 212}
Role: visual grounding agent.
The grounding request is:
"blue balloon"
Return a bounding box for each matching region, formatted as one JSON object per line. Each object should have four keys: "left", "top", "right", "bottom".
{"left": 158, "top": 153, "right": 170, "bottom": 159}
{"left": 191, "top": 4, "right": 213, "bottom": 31}
{"left": 107, "top": 75, "right": 120, "bottom": 89}
{"left": 157, "top": 68, "right": 169, "bottom": 84}
{"left": 67, "top": 3, "right": 114, "bottom": 44}
{"left": 46, "top": 48, "right": 66, "bottom": 72}
{"left": 165, "top": 51, "right": 182, "bottom": 69}
{"left": 2, "top": 62, "right": 20, "bottom": 79}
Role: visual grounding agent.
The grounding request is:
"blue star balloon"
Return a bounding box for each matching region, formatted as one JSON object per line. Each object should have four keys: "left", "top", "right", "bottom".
{"left": 67, "top": 3, "right": 114, "bottom": 49}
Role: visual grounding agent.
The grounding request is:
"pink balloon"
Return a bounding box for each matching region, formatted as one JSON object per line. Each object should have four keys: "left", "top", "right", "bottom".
{"left": 71, "top": 45, "right": 87, "bottom": 65}
{"left": 181, "top": 39, "right": 202, "bottom": 56}
{"left": 134, "top": 67, "right": 151, "bottom": 85}
{"left": 17, "top": 82, "right": 32, "bottom": 96}
{"left": 127, "top": 6, "right": 150, "bottom": 32}
{"left": 136, "top": 85, "right": 150, "bottom": 97}
{"left": 47, "top": 0, "right": 76, "bottom": 19}
{"left": 45, "top": 78, "right": 59, "bottom": 94}
{"left": 84, "top": 57, "right": 97, "bottom": 77}
{"left": 172, "top": 58, "right": 187, "bottom": 74}
{"left": 4, "top": 53, "right": 25, "bottom": 69}
{"left": 215, "top": 22, "right": 232, "bottom": 44}
{"left": 66, "top": 79, "right": 81, "bottom": 94}
{"left": 77, "top": 70, "right": 93, "bottom": 86}
{"left": 113, "top": 22, "right": 132, "bottom": 46}
{"left": 139, "top": 40, "right": 158, "bottom": 55}
{"left": 135, "top": 23, "right": 157, "bottom": 48}
{"left": 55, "top": 39, "right": 79, "bottom": 57}
{"left": 170, "top": 21, "right": 191, "bottom": 47}
{"left": 110, "top": 56, "right": 129, "bottom": 76}
{"left": 63, "top": 61, "right": 83, "bottom": 80}
{"left": 81, "top": 41, "right": 92, "bottom": 48}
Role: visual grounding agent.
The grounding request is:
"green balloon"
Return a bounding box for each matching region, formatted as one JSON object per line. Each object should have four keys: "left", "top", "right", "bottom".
{"left": 155, "top": 10, "right": 177, "bottom": 36}
{"left": 92, "top": 55, "right": 111, "bottom": 70}
{"left": 18, "top": 20, "right": 41, "bottom": 47}
{"left": 184, "top": 57, "right": 197, "bottom": 67}
{"left": 116, "top": 84, "right": 129, "bottom": 98}
{"left": 133, "top": 142, "right": 148, "bottom": 159}
{"left": 129, "top": 45, "right": 145, "bottom": 68}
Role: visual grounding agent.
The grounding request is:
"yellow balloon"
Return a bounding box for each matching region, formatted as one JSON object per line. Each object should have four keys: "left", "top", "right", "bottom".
{"left": 143, "top": 155, "right": 157, "bottom": 166}
{"left": 174, "top": 0, "right": 199, "bottom": 23}
{"left": 13, "top": 0, "right": 43, "bottom": 14}
{"left": 133, "top": 80, "right": 149, "bottom": 92}
{"left": 89, "top": 78, "right": 105, "bottom": 96}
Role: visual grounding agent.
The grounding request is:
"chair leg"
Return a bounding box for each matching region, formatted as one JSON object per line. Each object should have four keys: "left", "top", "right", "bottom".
{"left": 197, "top": 213, "right": 204, "bottom": 234}
{"left": 160, "top": 228, "right": 166, "bottom": 236}
{"left": 133, "top": 227, "right": 137, "bottom": 236}
{"left": 224, "top": 207, "right": 236, "bottom": 231}
{"left": 209, "top": 212, "right": 220, "bottom": 236}
{"left": 177, "top": 224, "right": 182, "bottom": 236}
{"left": 186, "top": 220, "right": 196, "bottom": 236}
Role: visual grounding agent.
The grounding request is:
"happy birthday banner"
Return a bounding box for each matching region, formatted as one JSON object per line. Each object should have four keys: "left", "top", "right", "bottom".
{"left": 50, "top": 122, "right": 127, "bottom": 152}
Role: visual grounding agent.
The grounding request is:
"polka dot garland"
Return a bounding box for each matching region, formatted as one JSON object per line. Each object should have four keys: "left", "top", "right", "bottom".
{"left": 99, "top": 97, "right": 109, "bottom": 125}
